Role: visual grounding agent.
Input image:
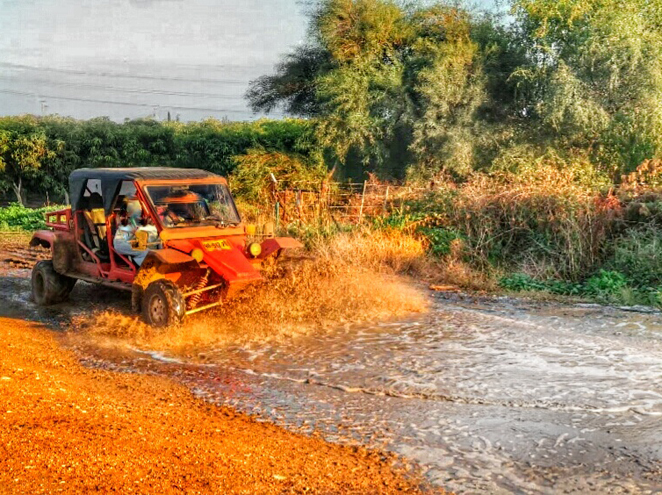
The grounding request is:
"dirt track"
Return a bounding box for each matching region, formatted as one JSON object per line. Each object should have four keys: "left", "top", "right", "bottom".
{"left": 0, "top": 316, "right": 428, "bottom": 494}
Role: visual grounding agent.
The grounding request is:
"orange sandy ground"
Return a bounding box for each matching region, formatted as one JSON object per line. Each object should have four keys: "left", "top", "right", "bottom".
{"left": 0, "top": 317, "right": 430, "bottom": 494}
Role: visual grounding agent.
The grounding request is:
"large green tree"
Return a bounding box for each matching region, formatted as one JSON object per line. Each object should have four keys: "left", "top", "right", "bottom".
{"left": 248, "top": 0, "right": 488, "bottom": 179}
{"left": 511, "top": 0, "right": 662, "bottom": 177}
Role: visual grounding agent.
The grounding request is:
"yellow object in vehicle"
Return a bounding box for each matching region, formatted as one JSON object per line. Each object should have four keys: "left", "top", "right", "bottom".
{"left": 134, "top": 230, "right": 149, "bottom": 251}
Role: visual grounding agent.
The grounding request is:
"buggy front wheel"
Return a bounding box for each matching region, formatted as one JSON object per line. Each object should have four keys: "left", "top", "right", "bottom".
{"left": 141, "top": 280, "right": 185, "bottom": 328}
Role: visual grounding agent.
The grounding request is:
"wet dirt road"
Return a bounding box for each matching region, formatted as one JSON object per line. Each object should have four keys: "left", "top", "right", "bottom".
{"left": 3, "top": 271, "right": 662, "bottom": 494}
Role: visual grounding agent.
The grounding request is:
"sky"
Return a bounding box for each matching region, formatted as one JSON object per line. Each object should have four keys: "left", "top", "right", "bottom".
{"left": 0, "top": 0, "right": 498, "bottom": 122}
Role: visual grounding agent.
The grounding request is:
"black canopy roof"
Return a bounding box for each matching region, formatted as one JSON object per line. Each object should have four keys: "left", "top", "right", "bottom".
{"left": 69, "top": 167, "right": 223, "bottom": 213}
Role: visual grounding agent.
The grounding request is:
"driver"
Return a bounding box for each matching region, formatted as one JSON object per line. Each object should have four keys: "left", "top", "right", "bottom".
{"left": 158, "top": 190, "right": 209, "bottom": 227}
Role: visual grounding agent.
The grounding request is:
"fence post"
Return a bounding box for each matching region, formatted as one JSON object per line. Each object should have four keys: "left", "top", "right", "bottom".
{"left": 383, "top": 186, "right": 390, "bottom": 214}
{"left": 358, "top": 180, "right": 367, "bottom": 224}
{"left": 275, "top": 201, "right": 280, "bottom": 233}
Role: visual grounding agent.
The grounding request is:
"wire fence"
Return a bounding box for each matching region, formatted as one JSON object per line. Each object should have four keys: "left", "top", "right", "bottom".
{"left": 271, "top": 180, "right": 429, "bottom": 226}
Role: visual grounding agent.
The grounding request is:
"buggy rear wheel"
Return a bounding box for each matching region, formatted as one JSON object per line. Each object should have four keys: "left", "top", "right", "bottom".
{"left": 142, "top": 280, "right": 185, "bottom": 328}
{"left": 31, "top": 260, "right": 77, "bottom": 306}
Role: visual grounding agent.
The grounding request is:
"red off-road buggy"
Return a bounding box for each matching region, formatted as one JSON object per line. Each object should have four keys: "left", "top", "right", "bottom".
{"left": 30, "top": 168, "right": 301, "bottom": 326}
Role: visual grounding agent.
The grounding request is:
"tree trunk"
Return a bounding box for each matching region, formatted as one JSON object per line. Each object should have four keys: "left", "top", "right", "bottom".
{"left": 11, "top": 178, "right": 23, "bottom": 206}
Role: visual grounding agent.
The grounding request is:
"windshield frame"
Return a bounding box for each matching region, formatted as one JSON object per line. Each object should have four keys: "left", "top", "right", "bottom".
{"left": 140, "top": 179, "right": 242, "bottom": 230}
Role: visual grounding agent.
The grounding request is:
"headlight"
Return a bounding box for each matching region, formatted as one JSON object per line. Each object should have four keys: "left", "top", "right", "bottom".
{"left": 191, "top": 248, "right": 204, "bottom": 262}
{"left": 248, "top": 242, "right": 262, "bottom": 258}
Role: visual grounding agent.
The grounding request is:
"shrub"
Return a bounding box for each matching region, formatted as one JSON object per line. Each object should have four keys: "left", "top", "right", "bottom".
{"left": 584, "top": 270, "right": 628, "bottom": 297}
{"left": 499, "top": 273, "right": 582, "bottom": 295}
{"left": 610, "top": 229, "right": 662, "bottom": 287}
{"left": 418, "top": 227, "right": 464, "bottom": 257}
{"left": 0, "top": 203, "right": 63, "bottom": 231}
{"left": 409, "top": 163, "right": 616, "bottom": 280}
{"left": 230, "top": 148, "right": 328, "bottom": 209}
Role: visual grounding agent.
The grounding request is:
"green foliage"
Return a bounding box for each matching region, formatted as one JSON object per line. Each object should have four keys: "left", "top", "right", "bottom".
{"left": 499, "top": 270, "right": 629, "bottom": 299}
{"left": 249, "top": 1, "right": 490, "bottom": 178}
{"left": 372, "top": 212, "right": 461, "bottom": 256}
{"left": 611, "top": 229, "right": 662, "bottom": 287}
{"left": 372, "top": 212, "right": 426, "bottom": 231}
{"left": 408, "top": 8, "right": 486, "bottom": 179}
{"left": 499, "top": 269, "right": 658, "bottom": 307}
{"left": 248, "top": 0, "right": 662, "bottom": 181}
{"left": 0, "top": 118, "right": 53, "bottom": 204}
{"left": 0, "top": 116, "right": 320, "bottom": 204}
{"left": 584, "top": 270, "right": 628, "bottom": 297}
{"left": 499, "top": 273, "right": 583, "bottom": 295}
{"left": 418, "top": 227, "right": 463, "bottom": 257}
{"left": 315, "top": 0, "right": 407, "bottom": 64}
{"left": 285, "top": 221, "right": 357, "bottom": 249}
{"left": 0, "top": 203, "right": 63, "bottom": 231}
{"left": 511, "top": 0, "right": 662, "bottom": 177}
{"left": 246, "top": 46, "right": 332, "bottom": 116}
{"left": 230, "top": 148, "right": 328, "bottom": 207}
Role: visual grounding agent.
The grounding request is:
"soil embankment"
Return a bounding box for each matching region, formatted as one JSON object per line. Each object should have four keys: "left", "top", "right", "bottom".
{"left": 0, "top": 317, "right": 427, "bottom": 493}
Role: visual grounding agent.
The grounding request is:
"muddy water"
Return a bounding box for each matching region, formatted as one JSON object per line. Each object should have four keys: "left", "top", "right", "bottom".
{"left": 180, "top": 296, "right": 662, "bottom": 493}
{"left": 2, "top": 272, "right": 662, "bottom": 493}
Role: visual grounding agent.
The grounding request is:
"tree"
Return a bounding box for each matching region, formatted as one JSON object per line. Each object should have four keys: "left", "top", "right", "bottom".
{"left": 407, "top": 7, "right": 486, "bottom": 178}
{"left": 246, "top": 46, "right": 332, "bottom": 117}
{"left": 511, "top": 0, "right": 662, "bottom": 177}
{"left": 247, "top": 0, "right": 490, "bottom": 179}
{"left": 0, "top": 130, "right": 52, "bottom": 205}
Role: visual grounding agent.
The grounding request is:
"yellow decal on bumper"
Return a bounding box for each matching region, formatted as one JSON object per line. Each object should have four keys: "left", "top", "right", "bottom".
{"left": 202, "top": 239, "right": 232, "bottom": 251}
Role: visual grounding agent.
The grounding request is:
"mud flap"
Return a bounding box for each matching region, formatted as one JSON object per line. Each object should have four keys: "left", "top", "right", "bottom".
{"left": 132, "top": 284, "right": 144, "bottom": 313}
{"left": 52, "top": 238, "right": 75, "bottom": 275}
{"left": 259, "top": 237, "right": 304, "bottom": 260}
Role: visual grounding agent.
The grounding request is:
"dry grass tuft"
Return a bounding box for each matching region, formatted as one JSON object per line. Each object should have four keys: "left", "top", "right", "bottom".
{"left": 313, "top": 227, "right": 428, "bottom": 273}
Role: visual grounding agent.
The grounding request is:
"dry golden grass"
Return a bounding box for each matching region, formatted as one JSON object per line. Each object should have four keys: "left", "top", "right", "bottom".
{"left": 313, "top": 227, "right": 428, "bottom": 273}
{"left": 443, "top": 164, "right": 611, "bottom": 280}
{"left": 73, "top": 231, "right": 430, "bottom": 355}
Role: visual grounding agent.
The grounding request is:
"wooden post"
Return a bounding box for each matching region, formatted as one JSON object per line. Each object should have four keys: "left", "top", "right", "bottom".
{"left": 383, "top": 186, "right": 390, "bottom": 214}
{"left": 358, "top": 180, "right": 367, "bottom": 224}
{"left": 275, "top": 201, "right": 280, "bottom": 232}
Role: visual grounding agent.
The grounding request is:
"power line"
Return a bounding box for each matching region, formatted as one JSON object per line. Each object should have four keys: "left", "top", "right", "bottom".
{"left": 0, "top": 74, "right": 243, "bottom": 99}
{"left": 0, "top": 61, "right": 251, "bottom": 85}
{"left": 0, "top": 88, "right": 250, "bottom": 115}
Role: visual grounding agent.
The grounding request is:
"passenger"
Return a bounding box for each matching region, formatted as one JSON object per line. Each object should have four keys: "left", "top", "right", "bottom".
{"left": 125, "top": 198, "right": 143, "bottom": 228}
{"left": 135, "top": 216, "right": 161, "bottom": 250}
{"left": 113, "top": 213, "right": 148, "bottom": 266}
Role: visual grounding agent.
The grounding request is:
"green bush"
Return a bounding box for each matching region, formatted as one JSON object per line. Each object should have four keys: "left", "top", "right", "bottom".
{"left": 0, "top": 203, "right": 63, "bottom": 231}
{"left": 0, "top": 116, "right": 320, "bottom": 204}
{"left": 499, "top": 273, "right": 582, "bottom": 295}
{"left": 373, "top": 213, "right": 419, "bottom": 231}
{"left": 418, "top": 227, "right": 464, "bottom": 257}
{"left": 611, "top": 229, "right": 662, "bottom": 287}
{"left": 584, "top": 270, "right": 628, "bottom": 297}
{"left": 500, "top": 269, "right": 632, "bottom": 302}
